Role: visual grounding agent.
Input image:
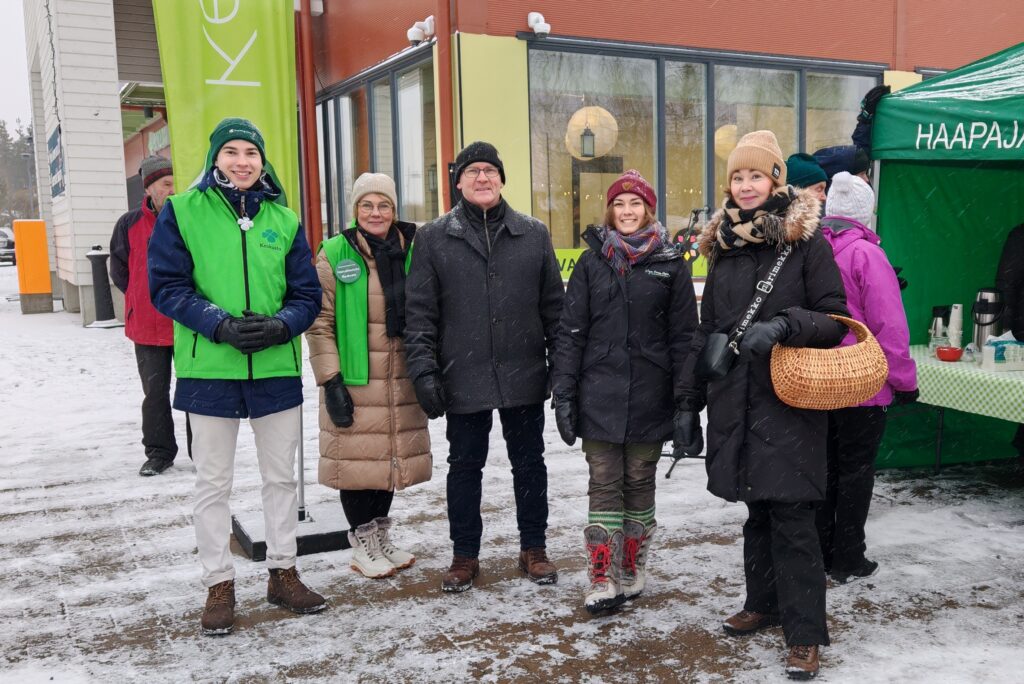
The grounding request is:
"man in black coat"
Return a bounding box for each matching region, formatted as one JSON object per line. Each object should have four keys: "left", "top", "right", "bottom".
{"left": 995, "top": 223, "right": 1024, "bottom": 457}
{"left": 404, "top": 141, "right": 565, "bottom": 593}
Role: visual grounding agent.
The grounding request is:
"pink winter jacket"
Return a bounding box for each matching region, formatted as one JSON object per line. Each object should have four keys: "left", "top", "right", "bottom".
{"left": 821, "top": 217, "right": 917, "bottom": 406}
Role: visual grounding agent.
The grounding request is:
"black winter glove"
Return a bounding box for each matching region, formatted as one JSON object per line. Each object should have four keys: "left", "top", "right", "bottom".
{"left": 215, "top": 316, "right": 266, "bottom": 354}
{"left": 552, "top": 393, "right": 577, "bottom": 446}
{"left": 671, "top": 410, "right": 703, "bottom": 458}
{"left": 322, "top": 374, "right": 354, "bottom": 428}
{"left": 737, "top": 317, "right": 791, "bottom": 360}
{"left": 857, "top": 84, "right": 891, "bottom": 124}
{"left": 413, "top": 372, "right": 447, "bottom": 419}
{"left": 892, "top": 389, "right": 920, "bottom": 406}
{"left": 239, "top": 309, "right": 291, "bottom": 353}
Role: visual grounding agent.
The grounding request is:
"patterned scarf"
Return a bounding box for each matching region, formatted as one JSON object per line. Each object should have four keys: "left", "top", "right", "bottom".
{"left": 602, "top": 222, "right": 668, "bottom": 275}
{"left": 717, "top": 187, "right": 794, "bottom": 250}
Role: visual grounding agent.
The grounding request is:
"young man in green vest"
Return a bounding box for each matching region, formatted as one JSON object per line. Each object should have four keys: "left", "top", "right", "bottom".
{"left": 148, "top": 118, "right": 325, "bottom": 635}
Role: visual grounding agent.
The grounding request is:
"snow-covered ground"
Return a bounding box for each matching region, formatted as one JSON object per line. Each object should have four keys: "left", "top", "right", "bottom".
{"left": 1, "top": 263, "right": 1022, "bottom": 683}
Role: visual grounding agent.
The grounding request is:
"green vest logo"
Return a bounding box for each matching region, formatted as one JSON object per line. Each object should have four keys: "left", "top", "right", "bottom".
{"left": 260, "top": 228, "right": 282, "bottom": 251}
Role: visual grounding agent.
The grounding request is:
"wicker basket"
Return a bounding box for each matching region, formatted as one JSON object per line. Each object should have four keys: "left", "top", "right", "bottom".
{"left": 770, "top": 315, "right": 889, "bottom": 410}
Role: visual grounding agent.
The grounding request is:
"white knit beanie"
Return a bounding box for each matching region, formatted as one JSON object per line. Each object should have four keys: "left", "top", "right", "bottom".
{"left": 351, "top": 172, "right": 398, "bottom": 216}
{"left": 825, "top": 171, "right": 874, "bottom": 228}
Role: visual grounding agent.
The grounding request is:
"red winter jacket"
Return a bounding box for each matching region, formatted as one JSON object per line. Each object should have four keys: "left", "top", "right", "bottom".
{"left": 109, "top": 198, "right": 174, "bottom": 346}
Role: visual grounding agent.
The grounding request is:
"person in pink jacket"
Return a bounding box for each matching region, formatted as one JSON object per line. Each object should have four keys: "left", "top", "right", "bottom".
{"left": 816, "top": 172, "right": 918, "bottom": 585}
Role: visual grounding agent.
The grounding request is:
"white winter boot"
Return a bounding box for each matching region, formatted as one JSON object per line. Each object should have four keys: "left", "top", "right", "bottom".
{"left": 621, "top": 519, "right": 657, "bottom": 600}
{"left": 584, "top": 524, "right": 626, "bottom": 615}
{"left": 374, "top": 516, "right": 416, "bottom": 570}
{"left": 349, "top": 521, "right": 396, "bottom": 579}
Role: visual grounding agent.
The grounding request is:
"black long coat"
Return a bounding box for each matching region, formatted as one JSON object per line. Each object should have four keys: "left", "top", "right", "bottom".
{"left": 678, "top": 189, "right": 849, "bottom": 503}
{"left": 404, "top": 200, "right": 564, "bottom": 414}
{"left": 552, "top": 226, "right": 698, "bottom": 444}
{"left": 995, "top": 224, "right": 1024, "bottom": 340}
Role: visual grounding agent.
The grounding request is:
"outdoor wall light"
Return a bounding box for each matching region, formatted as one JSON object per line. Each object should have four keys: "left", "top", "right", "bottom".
{"left": 580, "top": 126, "right": 595, "bottom": 158}
{"left": 407, "top": 15, "right": 435, "bottom": 46}
{"left": 527, "top": 12, "right": 551, "bottom": 37}
{"left": 565, "top": 106, "right": 618, "bottom": 160}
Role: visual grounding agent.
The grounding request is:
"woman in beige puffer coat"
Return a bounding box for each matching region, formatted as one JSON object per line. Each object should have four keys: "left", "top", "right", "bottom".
{"left": 305, "top": 173, "right": 431, "bottom": 579}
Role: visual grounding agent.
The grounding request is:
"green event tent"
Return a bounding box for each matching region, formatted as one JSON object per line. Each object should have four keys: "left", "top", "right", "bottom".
{"left": 870, "top": 42, "right": 1024, "bottom": 468}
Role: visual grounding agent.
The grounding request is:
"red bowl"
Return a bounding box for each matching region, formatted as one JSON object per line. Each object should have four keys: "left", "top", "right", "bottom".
{"left": 935, "top": 346, "right": 963, "bottom": 362}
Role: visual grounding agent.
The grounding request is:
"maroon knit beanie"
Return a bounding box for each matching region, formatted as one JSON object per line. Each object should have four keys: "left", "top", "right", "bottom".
{"left": 606, "top": 169, "right": 656, "bottom": 209}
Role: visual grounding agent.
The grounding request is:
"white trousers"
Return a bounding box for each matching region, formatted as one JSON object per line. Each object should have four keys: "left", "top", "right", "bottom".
{"left": 190, "top": 407, "right": 300, "bottom": 587}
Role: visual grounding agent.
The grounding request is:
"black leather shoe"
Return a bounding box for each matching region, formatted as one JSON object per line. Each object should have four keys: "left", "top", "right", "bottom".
{"left": 139, "top": 457, "right": 173, "bottom": 476}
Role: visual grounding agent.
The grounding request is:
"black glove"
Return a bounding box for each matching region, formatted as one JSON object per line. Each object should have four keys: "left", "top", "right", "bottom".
{"left": 893, "top": 266, "right": 908, "bottom": 291}
{"left": 892, "top": 389, "right": 919, "bottom": 406}
{"left": 737, "top": 317, "right": 791, "bottom": 360}
{"left": 671, "top": 410, "right": 703, "bottom": 458}
{"left": 322, "top": 374, "right": 354, "bottom": 428}
{"left": 215, "top": 316, "right": 266, "bottom": 354}
{"left": 552, "top": 393, "right": 577, "bottom": 446}
{"left": 413, "top": 372, "right": 447, "bottom": 419}
{"left": 239, "top": 310, "right": 291, "bottom": 353}
{"left": 857, "top": 84, "right": 891, "bottom": 124}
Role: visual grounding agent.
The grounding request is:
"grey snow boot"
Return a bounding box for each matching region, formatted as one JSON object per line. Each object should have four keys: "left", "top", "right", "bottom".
{"left": 584, "top": 524, "right": 626, "bottom": 614}
{"left": 621, "top": 519, "right": 657, "bottom": 600}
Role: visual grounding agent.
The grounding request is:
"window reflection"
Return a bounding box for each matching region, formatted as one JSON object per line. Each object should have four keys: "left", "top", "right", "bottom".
{"left": 806, "top": 72, "right": 878, "bottom": 152}
{"left": 713, "top": 65, "right": 797, "bottom": 200}
{"left": 529, "top": 51, "right": 657, "bottom": 249}
{"left": 397, "top": 63, "right": 438, "bottom": 223}
{"left": 373, "top": 79, "right": 394, "bottom": 178}
{"left": 665, "top": 61, "right": 707, "bottom": 238}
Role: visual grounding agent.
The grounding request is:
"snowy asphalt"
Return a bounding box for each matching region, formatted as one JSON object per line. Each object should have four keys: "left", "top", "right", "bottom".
{"left": 1, "top": 264, "right": 1022, "bottom": 683}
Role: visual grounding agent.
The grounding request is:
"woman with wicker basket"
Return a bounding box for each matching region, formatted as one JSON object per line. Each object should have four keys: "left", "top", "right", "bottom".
{"left": 815, "top": 172, "right": 917, "bottom": 585}
{"left": 677, "top": 131, "right": 849, "bottom": 680}
{"left": 551, "top": 170, "right": 699, "bottom": 615}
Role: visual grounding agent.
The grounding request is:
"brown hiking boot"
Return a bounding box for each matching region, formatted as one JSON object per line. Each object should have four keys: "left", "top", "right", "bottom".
{"left": 267, "top": 567, "right": 327, "bottom": 614}
{"left": 722, "top": 609, "right": 781, "bottom": 636}
{"left": 441, "top": 556, "right": 480, "bottom": 593}
{"left": 200, "top": 580, "right": 235, "bottom": 636}
{"left": 518, "top": 547, "right": 558, "bottom": 585}
{"left": 785, "top": 644, "right": 820, "bottom": 680}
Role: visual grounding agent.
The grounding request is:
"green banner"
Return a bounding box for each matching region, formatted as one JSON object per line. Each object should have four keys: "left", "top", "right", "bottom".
{"left": 872, "top": 42, "right": 1024, "bottom": 161}
{"left": 152, "top": 0, "right": 298, "bottom": 205}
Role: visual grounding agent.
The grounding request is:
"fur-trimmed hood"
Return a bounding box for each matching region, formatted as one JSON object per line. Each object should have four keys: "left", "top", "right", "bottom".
{"left": 698, "top": 187, "right": 821, "bottom": 261}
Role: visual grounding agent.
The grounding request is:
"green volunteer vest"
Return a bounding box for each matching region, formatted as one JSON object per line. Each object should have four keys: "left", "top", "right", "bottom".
{"left": 167, "top": 187, "right": 302, "bottom": 380}
{"left": 320, "top": 231, "right": 413, "bottom": 386}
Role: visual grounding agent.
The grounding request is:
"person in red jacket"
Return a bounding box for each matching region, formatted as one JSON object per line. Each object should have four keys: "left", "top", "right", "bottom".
{"left": 110, "top": 155, "right": 179, "bottom": 476}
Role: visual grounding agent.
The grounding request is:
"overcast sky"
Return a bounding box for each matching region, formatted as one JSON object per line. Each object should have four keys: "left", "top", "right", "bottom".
{"left": 0, "top": 1, "right": 32, "bottom": 132}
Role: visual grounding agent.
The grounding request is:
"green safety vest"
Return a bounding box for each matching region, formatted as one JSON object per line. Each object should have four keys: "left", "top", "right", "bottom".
{"left": 167, "top": 187, "right": 302, "bottom": 380}
{"left": 320, "top": 231, "right": 412, "bottom": 386}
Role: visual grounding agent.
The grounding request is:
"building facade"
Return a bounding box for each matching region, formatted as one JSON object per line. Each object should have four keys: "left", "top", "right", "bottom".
{"left": 310, "top": 0, "right": 1024, "bottom": 260}
{"left": 22, "top": 0, "right": 167, "bottom": 324}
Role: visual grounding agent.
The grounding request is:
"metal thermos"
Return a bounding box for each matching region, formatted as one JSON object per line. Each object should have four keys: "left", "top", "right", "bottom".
{"left": 972, "top": 288, "right": 1004, "bottom": 349}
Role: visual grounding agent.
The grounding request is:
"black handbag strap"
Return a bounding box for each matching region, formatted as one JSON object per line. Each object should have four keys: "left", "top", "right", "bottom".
{"left": 727, "top": 244, "right": 793, "bottom": 354}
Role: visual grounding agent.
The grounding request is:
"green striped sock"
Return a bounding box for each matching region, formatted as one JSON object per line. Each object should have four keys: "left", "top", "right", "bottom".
{"left": 588, "top": 510, "right": 623, "bottom": 531}
{"left": 624, "top": 506, "right": 656, "bottom": 525}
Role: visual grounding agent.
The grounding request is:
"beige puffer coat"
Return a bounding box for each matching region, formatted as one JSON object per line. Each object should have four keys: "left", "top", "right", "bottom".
{"left": 305, "top": 228, "right": 431, "bottom": 491}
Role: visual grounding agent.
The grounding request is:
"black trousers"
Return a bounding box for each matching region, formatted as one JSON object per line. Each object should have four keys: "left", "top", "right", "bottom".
{"left": 445, "top": 403, "right": 549, "bottom": 558}
{"left": 340, "top": 489, "right": 394, "bottom": 533}
{"left": 816, "top": 406, "right": 887, "bottom": 573}
{"left": 743, "top": 501, "right": 830, "bottom": 647}
{"left": 134, "top": 344, "right": 177, "bottom": 463}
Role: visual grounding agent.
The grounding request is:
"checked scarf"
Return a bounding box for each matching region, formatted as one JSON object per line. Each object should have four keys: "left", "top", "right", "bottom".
{"left": 603, "top": 222, "right": 668, "bottom": 275}
{"left": 717, "top": 187, "right": 794, "bottom": 250}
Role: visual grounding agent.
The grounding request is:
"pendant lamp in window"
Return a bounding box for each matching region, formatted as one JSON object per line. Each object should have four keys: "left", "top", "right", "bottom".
{"left": 565, "top": 106, "right": 617, "bottom": 160}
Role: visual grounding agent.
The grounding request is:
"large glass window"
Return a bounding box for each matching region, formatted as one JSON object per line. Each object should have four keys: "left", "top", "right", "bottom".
{"left": 372, "top": 78, "right": 394, "bottom": 178}
{"left": 397, "top": 63, "right": 438, "bottom": 223}
{"left": 319, "top": 59, "right": 438, "bottom": 233}
{"left": 806, "top": 72, "right": 878, "bottom": 153}
{"left": 529, "top": 51, "right": 657, "bottom": 249}
{"left": 664, "top": 62, "right": 706, "bottom": 238}
{"left": 713, "top": 65, "right": 798, "bottom": 199}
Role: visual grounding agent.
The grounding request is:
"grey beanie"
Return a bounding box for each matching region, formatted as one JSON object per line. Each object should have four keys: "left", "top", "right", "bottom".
{"left": 351, "top": 172, "right": 398, "bottom": 217}
{"left": 140, "top": 155, "right": 173, "bottom": 188}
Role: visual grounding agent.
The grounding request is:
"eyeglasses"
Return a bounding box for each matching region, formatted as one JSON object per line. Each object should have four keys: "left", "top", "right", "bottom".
{"left": 357, "top": 202, "right": 394, "bottom": 214}
{"left": 462, "top": 167, "right": 500, "bottom": 180}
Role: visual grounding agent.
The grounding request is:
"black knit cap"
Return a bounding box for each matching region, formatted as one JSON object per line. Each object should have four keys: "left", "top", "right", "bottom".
{"left": 455, "top": 141, "right": 505, "bottom": 183}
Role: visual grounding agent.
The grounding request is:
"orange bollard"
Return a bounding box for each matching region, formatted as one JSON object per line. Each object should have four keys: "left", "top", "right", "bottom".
{"left": 12, "top": 219, "right": 54, "bottom": 314}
